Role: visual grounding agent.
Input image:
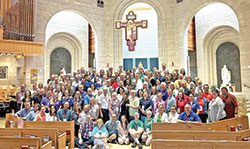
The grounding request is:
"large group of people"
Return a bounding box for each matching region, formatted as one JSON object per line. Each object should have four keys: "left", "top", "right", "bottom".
{"left": 13, "top": 64, "right": 239, "bottom": 149}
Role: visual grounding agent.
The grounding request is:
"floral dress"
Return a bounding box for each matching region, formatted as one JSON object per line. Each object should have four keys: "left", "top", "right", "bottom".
{"left": 108, "top": 98, "right": 120, "bottom": 118}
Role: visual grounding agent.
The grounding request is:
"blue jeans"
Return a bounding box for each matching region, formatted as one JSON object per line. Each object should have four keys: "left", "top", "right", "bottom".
{"left": 75, "top": 138, "right": 93, "bottom": 149}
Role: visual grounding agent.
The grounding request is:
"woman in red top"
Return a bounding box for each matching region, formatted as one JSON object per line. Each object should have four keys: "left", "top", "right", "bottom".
{"left": 34, "top": 106, "right": 46, "bottom": 121}
{"left": 195, "top": 89, "right": 209, "bottom": 123}
{"left": 176, "top": 92, "right": 187, "bottom": 113}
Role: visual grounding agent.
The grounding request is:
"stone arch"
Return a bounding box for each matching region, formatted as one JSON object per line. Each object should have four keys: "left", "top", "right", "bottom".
{"left": 41, "top": 9, "right": 100, "bottom": 43}
{"left": 50, "top": 48, "right": 72, "bottom": 77}
{"left": 203, "top": 25, "right": 239, "bottom": 87}
{"left": 45, "top": 32, "right": 82, "bottom": 80}
{"left": 112, "top": 0, "right": 167, "bottom": 69}
{"left": 183, "top": 1, "right": 242, "bottom": 33}
{"left": 182, "top": 1, "right": 241, "bottom": 83}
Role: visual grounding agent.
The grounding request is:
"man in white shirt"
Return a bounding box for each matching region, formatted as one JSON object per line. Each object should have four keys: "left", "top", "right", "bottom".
{"left": 135, "top": 73, "right": 143, "bottom": 92}
{"left": 167, "top": 105, "right": 179, "bottom": 123}
{"left": 98, "top": 88, "right": 110, "bottom": 123}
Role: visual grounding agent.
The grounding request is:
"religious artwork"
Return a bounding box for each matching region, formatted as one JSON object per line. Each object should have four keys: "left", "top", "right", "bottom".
{"left": 115, "top": 11, "right": 148, "bottom": 51}
{"left": 0, "top": 66, "right": 8, "bottom": 79}
{"left": 30, "top": 69, "right": 37, "bottom": 84}
{"left": 50, "top": 48, "right": 71, "bottom": 77}
{"left": 221, "top": 65, "right": 231, "bottom": 87}
{"left": 216, "top": 42, "right": 241, "bottom": 92}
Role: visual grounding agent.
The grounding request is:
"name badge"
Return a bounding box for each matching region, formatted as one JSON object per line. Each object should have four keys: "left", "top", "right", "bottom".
{"left": 177, "top": 108, "right": 180, "bottom": 113}
{"left": 142, "top": 105, "right": 145, "bottom": 110}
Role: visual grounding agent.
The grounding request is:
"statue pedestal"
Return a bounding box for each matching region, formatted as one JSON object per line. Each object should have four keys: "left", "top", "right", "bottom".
{"left": 231, "top": 92, "right": 247, "bottom": 116}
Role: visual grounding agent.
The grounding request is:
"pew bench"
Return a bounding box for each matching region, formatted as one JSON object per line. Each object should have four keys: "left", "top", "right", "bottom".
{"left": 23, "top": 121, "right": 74, "bottom": 149}
{"left": 152, "top": 139, "right": 250, "bottom": 149}
{"left": 152, "top": 130, "right": 240, "bottom": 141}
{"left": 0, "top": 128, "right": 62, "bottom": 148}
{"left": 0, "top": 136, "right": 52, "bottom": 149}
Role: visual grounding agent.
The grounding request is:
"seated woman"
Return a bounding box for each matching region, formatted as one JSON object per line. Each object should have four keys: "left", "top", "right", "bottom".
{"left": 34, "top": 106, "right": 46, "bottom": 121}
{"left": 117, "top": 115, "right": 129, "bottom": 145}
{"left": 46, "top": 105, "right": 57, "bottom": 121}
{"left": 139, "top": 92, "right": 153, "bottom": 122}
{"left": 91, "top": 119, "right": 109, "bottom": 149}
{"left": 154, "top": 104, "right": 168, "bottom": 123}
{"left": 142, "top": 111, "right": 153, "bottom": 146}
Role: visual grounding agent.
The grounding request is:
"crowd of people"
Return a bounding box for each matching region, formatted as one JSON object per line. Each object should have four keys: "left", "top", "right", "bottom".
{"left": 13, "top": 64, "right": 239, "bottom": 149}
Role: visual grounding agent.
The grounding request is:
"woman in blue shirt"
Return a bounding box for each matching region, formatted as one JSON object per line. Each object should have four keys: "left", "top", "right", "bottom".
{"left": 187, "top": 93, "right": 200, "bottom": 115}
{"left": 139, "top": 92, "right": 153, "bottom": 122}
{"left": 91, "top": 119, "right": 109, "bottom": 149}
{"left": 60, "top": 90, "right": 73, "bottom": 109}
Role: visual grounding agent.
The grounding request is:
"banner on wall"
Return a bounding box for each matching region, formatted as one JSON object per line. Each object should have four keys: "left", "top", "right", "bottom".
{"left": 30, "top": 69, "right": 37, "bottom": 84}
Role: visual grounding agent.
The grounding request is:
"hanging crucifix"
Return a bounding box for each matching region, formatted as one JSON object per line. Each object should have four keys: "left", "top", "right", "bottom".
{"left": 115, "top": 11, "right": 148, "bottom": 51}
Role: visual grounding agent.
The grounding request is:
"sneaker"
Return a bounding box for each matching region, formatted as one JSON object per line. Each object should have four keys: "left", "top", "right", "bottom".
{"left": 131, "top": 142, "right": 137, "bottom": 148}
{"left": 138, "top": 143, "right": 143, "bottom": 149}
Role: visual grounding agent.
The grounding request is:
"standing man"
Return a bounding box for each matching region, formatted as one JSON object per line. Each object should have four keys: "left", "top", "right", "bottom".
{"left": 160, "top": 82, "right": 168, "bottom": 101}
{"left": 221, "top": 87, "right": 238, "bottom": 119}
{"left": 203, "top": 84, "right": 213, "bottom": 101}
{"left": 126, "top": 89, "right": 139, "bottom": 122}
{"left": 98, "top": 88, "right": 110, "bottom": 123}
{"left": 16, "top": 84, "right": 26, "bottom": 111}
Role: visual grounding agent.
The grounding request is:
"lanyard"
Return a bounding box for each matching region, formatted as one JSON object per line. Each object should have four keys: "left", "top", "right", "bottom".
{"left": 63, "top": 110, "right": 67, "bottom": 118}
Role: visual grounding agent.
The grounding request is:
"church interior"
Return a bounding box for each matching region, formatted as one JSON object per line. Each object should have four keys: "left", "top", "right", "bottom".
{"left": 0, "top": 0, "right": 250, "bottom": 149}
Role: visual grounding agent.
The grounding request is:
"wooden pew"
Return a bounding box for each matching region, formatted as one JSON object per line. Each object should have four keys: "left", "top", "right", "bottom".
{"left": 207, "top": 116, "right": 249, "bottom": 131}
{"left": 151, "top": 139, "right": 250, "bottom": 149}
{"left": 58, "top": 132, "right": 67, "bottom": 149}
{"left": 5, "top": 113, "right": 24, "bottom": 128}
{"left": 0, "top": 136, "right": 52, "bottom": 149}
{"left": 152, "top": 130, "right": 240, "bottom": 141}
{"left": 0, "top": 128, "right": 21, "bottom": 136}
{"left": 0, "top": 128, "right": 59, "bottom": 148}
{"left": 0, "top": 127, "right": 66, "bottom": 149}
{"left": 5, "top": 114, "right": 70, "bottom": 148}
{"left": 151, "top": 122, "right": 210, "bottom": 131}
{"left": 151, "top": 116, "right": 249, "bottom": 132}
{"left": 237, "top": 129, "right": 250, "bottom": 140}
{"left": 23, "top": 121, "right": 74, "bottom": 149}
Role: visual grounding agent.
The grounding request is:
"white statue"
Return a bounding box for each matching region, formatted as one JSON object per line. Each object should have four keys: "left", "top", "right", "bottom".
{"left": 221, "top": 65, "right": 231, "bottom": 88}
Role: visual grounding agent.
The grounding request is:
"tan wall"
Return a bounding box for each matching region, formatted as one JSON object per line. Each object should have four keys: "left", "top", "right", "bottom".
{"left": 0, "top": 56, "right": 23, "bottom": 86}
{"left": 11, "top": 0, "right": 249, "bottom": 98}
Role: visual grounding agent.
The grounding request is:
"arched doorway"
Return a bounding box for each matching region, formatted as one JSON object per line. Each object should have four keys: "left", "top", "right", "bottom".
{"left": 216, "top": 42, "right": 241, "bottom": 92}
{"left": 184, "top": 2, "right": 239, "bottom": 83}
{"left": 50, "top": 48, "right": 72, "bottom": 76}
{"left": 45, "top": 10, "right": 98, "bottom": 80}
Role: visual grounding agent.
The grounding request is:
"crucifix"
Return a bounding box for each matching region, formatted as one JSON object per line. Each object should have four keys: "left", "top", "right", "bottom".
{"left": 115, "top": 11, "right": 148, "bottom": 51}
